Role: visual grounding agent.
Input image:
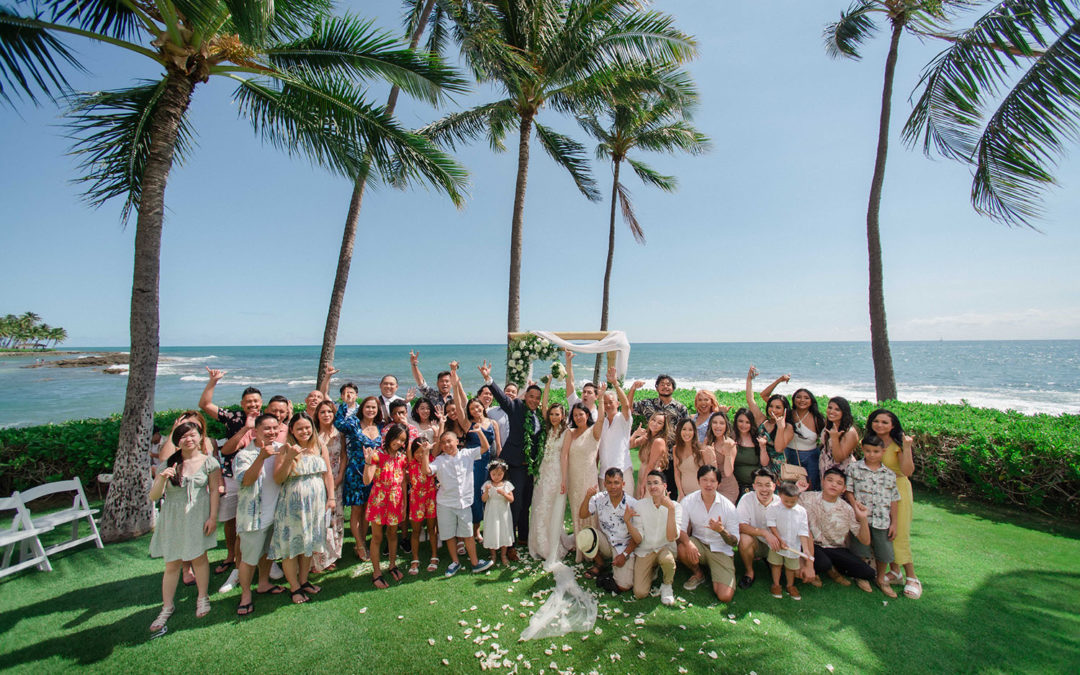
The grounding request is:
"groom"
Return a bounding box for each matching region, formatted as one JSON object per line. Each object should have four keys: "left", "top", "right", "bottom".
{"left": 480, "top": 360, "right": 542, "bottom": 561}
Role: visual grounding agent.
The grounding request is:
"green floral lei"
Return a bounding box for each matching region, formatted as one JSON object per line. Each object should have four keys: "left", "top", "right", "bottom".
{"left": 524, "top": 410, "right": 546, "bottom": 478}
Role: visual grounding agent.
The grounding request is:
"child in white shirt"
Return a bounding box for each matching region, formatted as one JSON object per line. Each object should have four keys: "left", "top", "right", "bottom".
{"left": 421, "top": 431, "right": 494, "bottom": 576}
{"left": 766, "top": 481, "right": 812, "bottom": 601}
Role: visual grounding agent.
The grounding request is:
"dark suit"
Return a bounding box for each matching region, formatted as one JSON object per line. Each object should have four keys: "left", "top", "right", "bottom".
{"left": 489, "top": 381, "right": 541, "bottom": 543}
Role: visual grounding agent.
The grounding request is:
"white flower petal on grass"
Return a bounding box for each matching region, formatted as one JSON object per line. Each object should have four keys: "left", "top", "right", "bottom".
{"left": 562, "top": 645, "right": 572, "bottom": 652}
{"left": 708, "top": 651, "right": 718, "bottom": 660}
{"left": 441, "top": 659, "right": 449, "bottom": 666}
{"left": 728, "top": 613, "right": 736, "bottom": 619}
{"left": 753, "top": 618, "right": 761, "bottom": 625}
{"left": 428, "top": 638, "right": 436, "bottom": 646}
{"left": 593, "top": 628, "right": 602, "bottom": 635}
{"left": 679, "top": 668, "right": 688, "bottom": 674}
{"left": 358, "top": 607, "right": 367, "bottom": 614}
{"left": 826, "top": 665, "right": 835, "bottom": 672}
{"left": 447, "top": 636, "right": 453, "bottom": 642}
{"left": 544, "top": 649, "right": 553, "bottom": 656}
{"left": 638, "top": 652, "right": 646, "bottom": 660}
{"left": 633, "top": 618, "right": 645, "bottom": 625}
{"left": 397, "top": 616, "right": 404, "bottom": 620}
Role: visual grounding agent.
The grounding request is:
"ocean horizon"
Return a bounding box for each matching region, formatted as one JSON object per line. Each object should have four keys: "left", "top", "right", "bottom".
{"left": 2, "top": 339, "right": 1078, "bottom": 427}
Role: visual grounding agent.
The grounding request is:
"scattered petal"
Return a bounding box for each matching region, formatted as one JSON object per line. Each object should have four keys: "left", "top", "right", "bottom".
{"left": 593, "top": 628, "right": 602, "bottom": 635}
{"left": 428, "top": 638, "right": 436, "bottom": 646}
{"left": 708, "top": 651, "right": 718, "bottom": 660}
{"left": 397, "top": 615, "right": 404, "bottom": 620}
{"left": 562, "top": 645, "right": 572, "bottom": 652}
{"left": 441, "top": 659, "right": 449, "bottom": 666}
{"left": 358, "top": 607, "right": 367, "bottom": 614}
{"left": 753, "top": 618, "right": 761, "bottom": 625}
{"left": 826, "top": 665, "right": 835, "bottom": 673}
{"left": 638, "top": 652, "right": 647, "bottom": 660}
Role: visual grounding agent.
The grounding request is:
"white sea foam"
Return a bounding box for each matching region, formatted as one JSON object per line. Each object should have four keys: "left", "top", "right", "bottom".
{"left": 288, "top": 379, "right": 317, "bottom": 387}
{"left": 179, "top": 375, "right": 205, "bottom": 382}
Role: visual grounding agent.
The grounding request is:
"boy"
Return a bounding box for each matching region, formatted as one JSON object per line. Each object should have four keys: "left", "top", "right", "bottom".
{"left": 421, "top": 431, "right": 494, "bottom": 576}
{"left": 579, "top": 468, "right": 635, "bottom": 593}
{"left": 736, "top": 468, "right": 782, "bottom": 589}
{"left": 796, "top": 468, "right": 877, "bottom": 593}
{"left": 339, "top": 382, "right": 359, "bottom": 417}
{"left": 766, "top": 481, "right": 813, "bottom": 600}
{"left": 625, "top": 470, "right": 681, "bottom": 604}
{"left": 233, "top": 414, "right": 285, "bottom": 614}
{"left": 845, "top": 435, "right": 901, "bottom": 598}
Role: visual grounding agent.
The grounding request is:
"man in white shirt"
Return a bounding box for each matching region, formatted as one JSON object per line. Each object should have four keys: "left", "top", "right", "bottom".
{"left": 422, "top": 432, "right": 494, "bottom": 576}
{"left": 563, "top": 350, "right": 599, "bottom": 419}
{"left": 736, "top": 468, "right": 782, "bottom": 589}
{"left": 626, "top": 470, "right": 682, "bottom": 604}
{"left": 233, "top": 414, "right": 286, "bottom": 614}
{"left": 677, "top": 465, "right": 740, "bottom": 603}
{"left": 579, "top": 468, "right": 635, "bottom": 593}
{"left": 595, "top": 366, "right": 635, "bottom": 496}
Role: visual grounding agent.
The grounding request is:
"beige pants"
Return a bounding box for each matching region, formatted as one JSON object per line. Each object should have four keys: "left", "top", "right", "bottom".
{"left": 633, "top": 548, "right": 676, "bottom": 598}
{"left": 596, "top": 530, "right": 635, "bottom": 590}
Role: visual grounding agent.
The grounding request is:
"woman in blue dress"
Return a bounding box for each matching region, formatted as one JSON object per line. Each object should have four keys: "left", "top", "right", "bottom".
{"left": 335, "top": 395, "right": 384, "bottom": 561}
{"left": 451, "top": 366, "right": 501, "bottom": 544}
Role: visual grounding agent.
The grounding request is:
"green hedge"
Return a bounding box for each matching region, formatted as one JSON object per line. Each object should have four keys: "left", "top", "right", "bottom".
{"left": 2, "top": 392, "right": 1078, "bottom": 518}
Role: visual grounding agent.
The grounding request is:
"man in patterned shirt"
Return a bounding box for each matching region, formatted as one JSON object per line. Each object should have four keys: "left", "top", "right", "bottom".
{"left": 409, "top": 350, "right": 453, "bottom": 409}
{"left": 797, "top": 467, "right": 876, "bottom": 592}
{"left": 631, "top": 374, "right": 688, "bottom": 442}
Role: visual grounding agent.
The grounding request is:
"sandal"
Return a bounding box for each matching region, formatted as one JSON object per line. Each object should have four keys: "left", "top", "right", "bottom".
{"left": 903, "top": 577, "right": 923, "bottom": 599}
{"left": 882, "top": 570, "right": 903, "bottom": 585}
{"left": 354, "top": 544, "right": 369, "bottom": 562}
{"left": 149, "top": 605, "right": 174, "bottom": 632}
{"left": 255, "top": 585, "right": 285, "bottom": 595}
{"left": 877, "top": 580, "right": 898, "bottom": 599}
{"left": 195, "top": 596, "right": 211, "bottom": 618}
{"left": 387, "top": 566, "right": 404, "bottom": 582}
{"left": 290, "top": 589, "right": 309, "bottom": 604}
{"left": 409, "top": 560, "right": 421, "bottom": 575}
{"left": 214, "top": 560, "right": 235, "bottom": 575}
{"left": 236, "top": 602, "right": 254, "bottom": 616}
{"left": 299, "top": 581, "right": 321, "bottom": 595}
{"left": 427, "top": 557, "right": 440, "bottom": 573}
{"left": 583, "top": 565, "right": 602, "bottom": 580}
{"left": 373, "top": 575, "right": 389, "bottom": 589}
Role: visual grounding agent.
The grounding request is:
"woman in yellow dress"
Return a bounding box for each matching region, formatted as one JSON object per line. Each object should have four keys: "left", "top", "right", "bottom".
{"left": 866, "top": 409, "right": 921, "bottom": 599}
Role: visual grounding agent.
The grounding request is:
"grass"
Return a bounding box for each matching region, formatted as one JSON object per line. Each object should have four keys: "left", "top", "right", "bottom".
{"left": 1, "top": 492, "right": 1078, "bottom": 674}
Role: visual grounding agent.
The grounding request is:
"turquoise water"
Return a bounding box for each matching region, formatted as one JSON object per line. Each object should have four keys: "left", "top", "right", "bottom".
{"left": 2, "top": 340, "right": 1078, "bottom": 427}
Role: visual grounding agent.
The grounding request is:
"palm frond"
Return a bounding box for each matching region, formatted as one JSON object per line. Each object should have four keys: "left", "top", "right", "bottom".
{"left": 65, "top": 78, "right": 196, "bottom": 222}
{"left": 267, "top": 14, "right": 468, "bottom": 103}
{"left": 534, "top": 119, "right": 600, "bottom": 201}
{"left": 0, "top": 5, "right": 81, "bottom": 105}
{"left": 48, "top": 0, "right": 143, "bottom": 41}
{"left": 824, "top": 0, "right": 879, "bottom": 59}
{"left": 615, "top": 178, "right": 645, "bottom": 243}
{"left": 268, "top": 0, "right": 334, "bottom": 40}
{"left": 423, "top": 0, "right": 450, "bottom": 56}
{"left": 222, "top": 0, "right": 274, "bottom": 47}
{"left": 971, "top": 18, "right": 1080, "bottom": 226}
{"left": 627, "top": 156, "right": 675, "bottom": 192}
{"left": 172, "top": 0, "right": 230, "bottom": 40}
{"left": 418, "top": 98, "right": 517, "bottom": 150}
{"left": 634, "top": 119, "right": 710, "bottom": 155}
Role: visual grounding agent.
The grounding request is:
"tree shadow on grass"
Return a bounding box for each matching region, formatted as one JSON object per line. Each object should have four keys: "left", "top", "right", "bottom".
{"left": 918, "top": 490, "right": 1080, "bottom": 540}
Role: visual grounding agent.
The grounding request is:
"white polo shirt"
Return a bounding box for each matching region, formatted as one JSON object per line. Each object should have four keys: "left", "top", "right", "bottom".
{"left": 737, "top": 491, "right": 781, "bottom": 544}
{"left": 680, "top": 489, "right": 740, "bottom": 555}
{"left": 429, "top": 445, "right": 485, "bottom": 509}
{"left": 632, "top": 497, "right": 683, "bottom": 556}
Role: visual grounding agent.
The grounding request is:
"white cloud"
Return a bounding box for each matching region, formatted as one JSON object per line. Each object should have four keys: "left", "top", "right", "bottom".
{"left": 900, "top": 308, "right": 1080, "bottom": 339}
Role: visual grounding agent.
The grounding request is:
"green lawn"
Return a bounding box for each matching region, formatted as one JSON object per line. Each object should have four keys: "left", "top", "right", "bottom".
{"left": 2, "top": 492, "right": 1078, "bottom": 674}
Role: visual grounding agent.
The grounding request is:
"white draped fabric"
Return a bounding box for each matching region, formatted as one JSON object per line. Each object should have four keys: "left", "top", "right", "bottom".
{"left": 530, "top": 330, "right": 631, "bottom": 379}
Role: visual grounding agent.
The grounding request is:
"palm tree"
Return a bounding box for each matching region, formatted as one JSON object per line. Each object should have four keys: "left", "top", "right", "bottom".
{"left": 1, "top": 0, "right": 467, "bottom": 540}
{"left": 824, "top": 0, "right": 963, "bottom": 402}
{"left": 576, "top": 69, "right": 709, "bottom": 382}
{"left": 423, "top": 0, "right": 697, "bottom": 339}
{"left": 903, "top": 0, "right": 1080, "bottom": 227}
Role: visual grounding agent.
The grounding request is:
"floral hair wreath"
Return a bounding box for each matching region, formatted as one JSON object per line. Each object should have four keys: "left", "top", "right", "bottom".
{"left": 487, "top": 458, "right": 509, "bottom": 472}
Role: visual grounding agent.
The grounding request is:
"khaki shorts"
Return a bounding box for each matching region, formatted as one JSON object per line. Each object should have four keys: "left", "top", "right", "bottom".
{"left": 238, "top": 526, "right": 273, "bottom": 564}
{"left": 437, "top": 505, "right": 472, "bottom": 542}
{"left": 596, "top": 529, "right": 634, "bottom": 590}
{"left": 744, "top": 537, "right": 769, "bottom": 559}
{"left": 633, "top": 548, "right": 676, "bottom": 598}
{"left": 690, "top": 536, "right": 736, "bottom": 589}
{"left": 766, "top": 549, "right": 801, "bottom": 569}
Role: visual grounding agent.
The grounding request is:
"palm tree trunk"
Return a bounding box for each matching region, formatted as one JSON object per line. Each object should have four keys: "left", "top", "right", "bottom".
{"left": 865, "top": 21, "right": 902, "bottom": 402}
{"left": 593, "top": 159, "right": 622, "bottom": 384}
{"left": 100, "top": 72, "right": 196, "bottom": 542}
{"left": 317, "top": 0, "right": 437, "bottom": 382}
{"left": 507, "top": 113, "right": 534, "bottom": 337}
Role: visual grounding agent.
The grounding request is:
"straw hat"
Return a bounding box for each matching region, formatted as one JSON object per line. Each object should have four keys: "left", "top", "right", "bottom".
{"left": 576, "top": 527, "right": 600, "bottom": 560}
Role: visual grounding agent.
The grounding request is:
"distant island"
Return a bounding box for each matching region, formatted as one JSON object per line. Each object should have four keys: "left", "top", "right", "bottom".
{"left": 0, "top": 312, "right": 67, "bottom": 351}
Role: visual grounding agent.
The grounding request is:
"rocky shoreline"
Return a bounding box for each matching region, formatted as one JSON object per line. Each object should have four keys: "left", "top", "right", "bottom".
{"left": 18, "top": 351, "right": 132, "bottom": 374}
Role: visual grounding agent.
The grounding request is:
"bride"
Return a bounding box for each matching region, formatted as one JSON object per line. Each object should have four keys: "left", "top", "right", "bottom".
{"left": 529, "top": 377, "right": 571, "bottom": 561}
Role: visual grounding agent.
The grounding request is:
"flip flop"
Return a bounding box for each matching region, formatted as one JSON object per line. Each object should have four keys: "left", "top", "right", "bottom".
{"left": 255, "top": 585, "right": 286, "bottom": 595}
{"left": 214, "top": 560, "right": 235, "bottom": 575}
{"left": 583, "top": 565, "right": 602, "bottom": 580}
{"left": 236, "top": 602, "right": 254, "bottom": 616}
{"left": 373, "top": 575, "right": 389, "bottom": 589}
{"left": 290, "top": 590, "right": 309, "bottom": 604}
{"left": 387, "top": 566, "right": 404, "bottom": 582}
{"left": 300, "top": 581, "right": 321, "bottom": 595}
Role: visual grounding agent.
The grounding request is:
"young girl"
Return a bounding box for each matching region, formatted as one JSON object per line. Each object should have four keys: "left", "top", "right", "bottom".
{"left": 270, "top": 413, "right": 333, "bottom": 604}
{"left": 336, "top": 396, "right": 384, "bottom": 561}
{"left": 148, "top": 422, "right": 222, "bottom": 631}
{"left": 366, "top": 423, "right": 409, "bottom": 589}
{"left": 312, "top": 400, "right": 345, "bottom": 573}
{"left": 630, "top": 412, "right": 671, "bottom": 499}
{"left": 673, "top": 417, "right": 715, "bottom": 501}
{"left": 482, "top": 458, "right": 515, "bottom": 565}
{"left": 410, "top": 398, "right": 439, "bottom": 445}
{"left": 407, "top": 436, "right": 439, "bottom": 574}
{"left": 703, "top": 411, "right": 740, "bottom": 504}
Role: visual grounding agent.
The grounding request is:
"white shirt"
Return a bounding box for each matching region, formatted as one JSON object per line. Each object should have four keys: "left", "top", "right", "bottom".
{"left": 487, "top": 407, "right": 510, "bottom": 451}
{"left": 597, "top": 413, "right": 632, "bottom": 479}
{"left": 766, "top": 502, "right": 810, "bottom": 559}
{"left": 233, "top": 441, "right": 283, "bottom": 532}
{"left": 737, "top": 491, "right": 781, "bottom": 544}
{"left": 379, "top": 394, "right": 404, "bottom": 419}
{"left": 587, "top": 491, "right": 632, "bottom": 555}
{"left": 566, "top": 390, "right": 599, "bottom": 422}
{"left": 632, "top": 497, "right": 683, "bottom": 556}
{"left": 680, "top": 489, "right": 740, "bottom": 555}
{"left": 428, "top": 445, "right": 485, "bottom": 509}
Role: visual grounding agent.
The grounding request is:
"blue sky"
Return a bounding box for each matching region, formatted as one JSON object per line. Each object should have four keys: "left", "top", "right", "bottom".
{"left": 1, "top": 1, "right": 1078, "bottom": 346}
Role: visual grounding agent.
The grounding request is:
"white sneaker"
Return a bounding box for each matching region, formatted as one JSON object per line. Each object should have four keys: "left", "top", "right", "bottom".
{"left": 269, "top": 562, "right": 284, "bottom": 580}
{"left": 218, "top": 568, "right": 239, "bottom": 594}
{"left": 660, "top": 583, "right": 675, "bottom": 606}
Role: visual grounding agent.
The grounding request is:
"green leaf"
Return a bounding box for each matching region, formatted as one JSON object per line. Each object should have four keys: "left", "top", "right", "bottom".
{"left": 824, "top": 0, "right": 879, "bottom": 60}
{"left": 0, "top": 4, "right": 81, "bottom": 105}
{"left": 534, "top": 119, "right": 600, "bottom": 201}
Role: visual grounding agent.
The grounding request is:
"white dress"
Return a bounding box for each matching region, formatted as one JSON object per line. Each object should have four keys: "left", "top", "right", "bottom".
{"left": 567, "top": 429, "right": 601, "bottom": 563}
{"left": 482, "top": 480, "right": 515, "bottom": 549}
{"left": 529, "top": 431, "right": 568, "bottom": 561}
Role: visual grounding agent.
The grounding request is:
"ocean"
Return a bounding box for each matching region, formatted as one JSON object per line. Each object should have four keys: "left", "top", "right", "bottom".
{"left": 1, "top": 340, "right": 1078, "bottom": 428}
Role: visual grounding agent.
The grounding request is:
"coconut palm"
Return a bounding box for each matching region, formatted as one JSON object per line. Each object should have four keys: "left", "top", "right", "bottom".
{"left": 0, "top": 0, "right": 467, "bottom": 540}
{"left": 903, "top": 0, "right": 1080, "bottom": 227}
{"left": 576, "top": 69, "right": 709, "bottom": 382}
{"left": 422, "top": 0, "right": 697, "bottom": 337}
{"left": 824, "top": 0, "right": 965, "bottom": 401}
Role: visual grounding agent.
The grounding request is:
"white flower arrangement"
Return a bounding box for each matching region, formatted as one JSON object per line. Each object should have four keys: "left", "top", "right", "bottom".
{"left": 505, "top": 334, "right": 560, "bottom": 387}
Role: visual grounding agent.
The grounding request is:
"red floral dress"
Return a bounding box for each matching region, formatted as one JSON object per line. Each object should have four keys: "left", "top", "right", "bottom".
{"left": 365, "top": 450, "right": 407, "bottom": 526}
{"left": 408, "top": 454, "right": 437, "bottom": 522}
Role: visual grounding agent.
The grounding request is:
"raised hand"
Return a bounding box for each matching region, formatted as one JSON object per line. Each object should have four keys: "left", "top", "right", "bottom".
{"left": 903, "top": 434, "right": 914, "bottom": 451}
{"left": 660, "top": 493, "right": 675, "bottom": 510}
{"left": 409, "top": 350, "right": 419, "bottom": 366}
{"left": 773, "top": 411, "right": 786, "bottom": 429}
{"left": 478, "top": 360, "right": 492, "bottom": 380}
{"left": 406, "top": 387, "right": 416, "bottom": 402}
{"left": 795, "top": 477, "right": 809, "bottom": 492}
{"left": 244, "top": 414, "right": 256, "bottom": 429}
{"left": 631, "top": 380, "right": 645, "bottom": 390}
{"left": 623, "top": 505, "right": 637, "bottom": 524}
{"left": 585, "top": 484, "right": 599, "bottom": 499}
{"left": 780, "top": 374, "right": 791, "bottom": 383}
{"left": 323, "top": 362, "right": 339, "bottom": 378}
{"left": 564, "top": 349, "right": 574, "bottom": 363}
{"left": 159, "top": 466, "right": 176, "bottom": 481}
{"left": 722, "top": 437, "right": 737, "bottom": 457}
{"left": 257, "top": 443, "right": 278, "bottom": 460}
{"left": 449, "top": 361, "right": 459, "bottom": 372}
{"left": 851, "top": 500, "right": 869, "bottom": 521}
{"left": 756, "top": 434, "right": 769, "bottom": 448}
{"left": 606, "top": 365, "right": 617, "bottom": 384}
{"left": 206, "top": 367, "right": 226, "bottom": 383}
{"left": 708, "top": 517, "right": 726, "bottom": 533}
{"left": 747, "top": 365, "right": 759, "bottom": 381}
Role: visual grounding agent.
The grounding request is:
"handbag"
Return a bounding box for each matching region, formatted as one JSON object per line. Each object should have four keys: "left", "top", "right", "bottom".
{"left": 779, "top": 447, "right": 808, "bottom": 483}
